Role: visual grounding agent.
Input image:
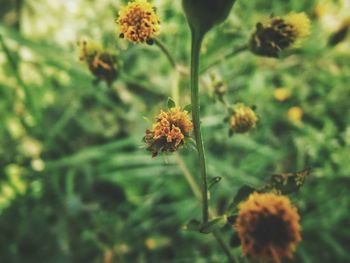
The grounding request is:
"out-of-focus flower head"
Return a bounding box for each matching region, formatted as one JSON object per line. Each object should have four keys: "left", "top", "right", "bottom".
{"left": 229, "top": 103, "right": 258, "bottom": 134}
{"left": 250, "top": 12, "right": 311, "bottom": 57}
{"left": 235, "top": 192, "right": 301, "bottom": 263}
{"left": 274, "top": 87, "right": 290, "bottom": 102}
{"left": 145, "top": 107, "right": 193, "bottom": 157}
{"left": 288, "top": 106, "right": 303, "bottom": 125}
{"left": 116, "top": 0, "right": 160, "bottom": 44}
{"left": 78, "top": 39, "right": 118, "bottom": 84}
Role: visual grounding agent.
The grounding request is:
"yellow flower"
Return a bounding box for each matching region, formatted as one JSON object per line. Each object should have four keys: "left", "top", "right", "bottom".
{"left": 145, "top": 107, "right": 193, "bottom": 157}
{"left": 116, "top": 0, "right": 160, "bottom": 44}
{"left": 288, "top": 106, "right": 303, "bottom": 124}
{"left": 250, "top": 12, "right": 311, "bottom": 57}
{"left": 78, "top": 40, "right": 118, "bottom": 84}
{"left": 230, "top": 103, "right": 258, "bottom": 134}
{"left": 235, "top": 192, "right": 301, "bottom": 263}
{"left": 274, "top": 88, "right": 290, "bottom": 102}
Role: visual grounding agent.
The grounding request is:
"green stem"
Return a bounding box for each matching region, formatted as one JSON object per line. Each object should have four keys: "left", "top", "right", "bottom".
{"left": 213, "top": 231, "right": 239, "bottom": 263}
{"left": 200, "top": 44, "right": 248, "bottom": 74}
{"left": 190, "top": 31, "right": 209, "bottom": 223}
{"left": 154, "top": 38, "right": 177, "bottom": 70}
{"left": 154, "top": 38, "right": 179, "bottom": 103}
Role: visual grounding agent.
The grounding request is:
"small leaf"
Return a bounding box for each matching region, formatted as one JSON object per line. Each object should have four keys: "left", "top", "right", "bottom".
{"left": 183, "top": 219, "right": 201, "bottom": 232}
{"left": 200, "top": 216, "right": 227, "bottom": 234}
{"left": 167, "top": 97, "right": 176, "bottom": 109}
{"left": 226, "top": 185, "right": 256, "bottom": 214}
{"left": 183, "top": 104, "right": 192, "bottom": 113}
{"left": 208, "top": 176, "right": 222, "bottom": 189}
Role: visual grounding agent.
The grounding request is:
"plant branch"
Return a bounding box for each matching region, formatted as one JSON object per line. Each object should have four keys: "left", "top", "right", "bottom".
{"left": 154, "top": 38, "right": 177, "bottom": 70}
{"left": 200, "top": 44, "right": 248, "bottom": 74}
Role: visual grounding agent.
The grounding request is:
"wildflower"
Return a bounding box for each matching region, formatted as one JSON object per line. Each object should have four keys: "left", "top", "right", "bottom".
{"left": 78, "top": 40, "right": 118, "bottom": 84}
{"left": 274, "top": 87, "right": 290, "bottom": 102}
{"left": 116, "top": 0, "right": 160, "bottom": 44}
{"left": 229, "top": 103, "right": 257, "bottom": 134}
{"left": 235, "top": 192, "right": 301, "bottom": 263}
{"left": 250, "top": 12, "right": 311, "bottom": 57}
{"left": 145, "top": 107, "right": 193, "bottom": 157}
{"left": 288, "top": 106, "right": 303, "bottom": 124}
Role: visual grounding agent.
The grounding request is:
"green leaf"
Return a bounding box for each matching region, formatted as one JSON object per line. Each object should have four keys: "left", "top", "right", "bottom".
{"left": 199, "top": 216, "right": 227, "bottom": 234}
{"left": 183, "top": 104, "right": 192, "bottom": 113}
{"left": 226, "top": 185, "right": 256, "bottom": 214}
{"left": 167, "top": 97, "right": 176, "bottom": 109}
{"left": 183, "top": 219, "right": 201, "bottom": 232}
{"left": 208, "top": 176, "right": 222, "bottom": 189}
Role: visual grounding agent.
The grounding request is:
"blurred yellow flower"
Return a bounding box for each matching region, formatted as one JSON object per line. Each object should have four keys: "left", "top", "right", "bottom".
{"left": 31, "top": 158, "right": 46, "bottom": 172}
{"left": 116, "top": 0, "right": 160, "bottom": 44}
{"left": 6, "top": 118, "right": 25, "bottom": 139}
{"left": 235, "top": 192, "right": 301, "bottom": 263}
{"left": 288, "top": 106, "right": 303, "bottom": 124}
{"left": 274, "top": 88, "right": 290, "bottom": 102}
{"left": 145, "top": 238, "right": 156, "bottom": 250}
{"left": 145, "top": 107, "right": 193, "bottom": 157}
{"left": 230, "top": 103, "right": 258, "bottom": 134}
{"left": 20, "top": 137, "right": 43, "bottom": 158}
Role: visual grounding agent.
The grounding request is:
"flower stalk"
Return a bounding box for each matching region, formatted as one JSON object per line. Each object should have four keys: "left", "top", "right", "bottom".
{"left": 190, "top": 30, "right": 209, "bottom": 223}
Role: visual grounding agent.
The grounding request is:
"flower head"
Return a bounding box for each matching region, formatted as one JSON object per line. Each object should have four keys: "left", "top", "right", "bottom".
{"left": 229, "top": 103, "right": 257, "bottom": 134}
{"left": 250, "top": 12, "right": 311, "bottom": 57}
{"left": 235, "top": 192, "right": 301, "bottom": 263}
{"left": 145, "top": 107, "right": 193, "bottom": 157}
{"left": 288, "top": 106, "right": 303, "bottom": 124}
{"left": 274, "top": 87, "right": 290, "bottom": 102}
{"left": 78, "top": 40, "right": 118, "bottom": 84}
{"left": 116, "top": 0, "right": 160, "bottom": 44}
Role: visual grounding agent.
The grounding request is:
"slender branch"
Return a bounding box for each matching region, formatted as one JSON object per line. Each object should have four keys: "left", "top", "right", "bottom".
{"left": 154, "top": 38, "right": 177, "bottom": 70}
{"left": 190, "top": 31, "right": 209, "bottom": 223}
{"left": 174, "top": 153, "right": 201, "bottom": 200}
{"left": 200, "top": 44, "right": 248, "bottom": 74}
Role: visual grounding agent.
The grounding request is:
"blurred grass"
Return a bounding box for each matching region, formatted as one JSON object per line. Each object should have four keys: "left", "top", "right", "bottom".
{"left": 1, "top": 0, "right": 350, "bottom": 262}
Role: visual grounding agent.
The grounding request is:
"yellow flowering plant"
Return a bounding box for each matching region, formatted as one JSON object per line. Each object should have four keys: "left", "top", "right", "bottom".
{"left": 75, "top": 1, "right": 314, "bottom": 262}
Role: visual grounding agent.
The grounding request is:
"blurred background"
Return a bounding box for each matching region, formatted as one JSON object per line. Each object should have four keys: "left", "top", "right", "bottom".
{"left": 0, "top": 0, "right": 349, "bottom": 262}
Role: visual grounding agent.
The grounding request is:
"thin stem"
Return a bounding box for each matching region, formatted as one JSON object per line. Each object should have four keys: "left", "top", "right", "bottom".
{"left": 174, "top": 154, "right": 239, "bottom": 263}
{"left": 154, "top": 38, "right": 177, "bottom": 70}
{"left": 174, "top": 153, "right": 201, "bottom": 201}
{"left": 200, "top": 44, "right": 248, "bottom": 74}
{"left": 154, "top": 38, "right": 179, "bottom": 103}
{"left": 190, "top": 31, "right": 209, "bottom": 223}
{"left": 213, "top": 231, "right": 239, "bottom": 263}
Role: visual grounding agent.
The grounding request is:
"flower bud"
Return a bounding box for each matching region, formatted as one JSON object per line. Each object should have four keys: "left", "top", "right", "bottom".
{"left": 182, "top": 0, "right": 236, "bottom": 35}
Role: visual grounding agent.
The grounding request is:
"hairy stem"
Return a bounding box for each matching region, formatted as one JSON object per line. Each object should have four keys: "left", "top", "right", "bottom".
{"left": 190, "top": 31, "right": 209, "bottom": 223}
